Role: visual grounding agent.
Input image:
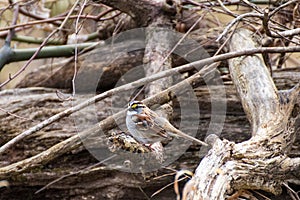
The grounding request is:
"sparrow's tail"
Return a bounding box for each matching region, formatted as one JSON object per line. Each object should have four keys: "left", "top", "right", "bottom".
{"left": 160, "top": 118, "right": 208, "bottom": 146}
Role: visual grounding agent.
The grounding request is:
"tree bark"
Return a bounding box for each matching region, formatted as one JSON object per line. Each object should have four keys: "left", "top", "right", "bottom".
{"left": 188, "top": 28, "right": 300, "bottom": 200}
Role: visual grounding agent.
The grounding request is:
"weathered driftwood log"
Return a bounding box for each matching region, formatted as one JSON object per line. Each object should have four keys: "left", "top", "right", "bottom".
{"left": 188, "top": 29, "right": 300, "bottom": 200}
{"left": 0, "top": 82, "right": 250, "bottom": 200}
{"left": 0, "top": 83, "right": 298, "bottom": 199}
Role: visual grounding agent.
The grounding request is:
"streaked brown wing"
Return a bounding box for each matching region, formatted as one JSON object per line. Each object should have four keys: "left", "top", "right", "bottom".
{"left": 150, "top": 121, "right": 169, "bottom": 138}
{"left": 145, "top": 107, "right": 169, "bottom": 138}
{"left": 131, "top": 109, "right": 168, "bottom": 139}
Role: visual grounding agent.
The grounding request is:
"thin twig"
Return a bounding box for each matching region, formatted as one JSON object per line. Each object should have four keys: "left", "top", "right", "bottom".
{"left": 0, "top": 107, "right": 34, "bottom": 122}
{"left": 214, "top": 23, "right": 238, "bottom": 56}
{"left": 152, "top": 176, "right": 187, "bottom": 198}
{"left": 160, "top": 12, "right": 206, "bottom": 67}
{"left": 262, "top": 8, "right": 272, "bottom": 37}
{"left": 99, "top": 11, "right": 122, "bottom": 21}
{"left": 138, "top": 186, "right": 151, "bottom": 200}
{"left": 269, "top": 0, "right": 298, "bottom": 18}
{"left": 6, "top": 3, "right": 19, "bottom": 45}
{"left": 283, "top": 182, "right": 300, "bottom": 200}
{"left": 216, "top": 12, "right": 263, "bottom": 42}
{"left": 241, "top": 0, "right": 263, "bottom": 13}
{"left": 216, "top": 0, "right": 236, "bottom": 17}
{"left": 0, "top": 0, "right": 81, "bottom": 88}
{"left": 2, "top": 45, "right": 300, "bottom": 154}
{"left": 18, "top": 6, "right": 61, "bottom": 26}
{"left": 35, "top": 155, "right": 117, "bottom": 194}
{"left": 95, "top": 7, "right": 115, "bottom": 20}
{"left": 0, "top": 14, "right": 101, "bottom": 32}
{"left": 72, "top": 0, "right": 88, "bottom": 97}
{"left": 0, "top": 31, "right": 56, "bottom": 87}
{"left": 174, "top": 170, "right": 194, "bottom": 200}
{"left": 252, "top": 190, "right": 271, "bottom": 200}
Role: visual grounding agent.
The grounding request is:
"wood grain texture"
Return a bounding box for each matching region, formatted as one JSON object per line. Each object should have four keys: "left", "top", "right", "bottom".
{"left": 189, "top": 28, "right": 300, "bottom": 200}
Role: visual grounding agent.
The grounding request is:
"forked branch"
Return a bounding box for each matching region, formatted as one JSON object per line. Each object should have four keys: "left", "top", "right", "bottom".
{"left": 188, "top": 28, "right": 300, "bottom": 200}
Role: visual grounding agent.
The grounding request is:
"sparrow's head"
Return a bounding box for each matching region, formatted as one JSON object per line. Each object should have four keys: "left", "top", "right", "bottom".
{"left": 127, "top": 101, "right": 145, "bottom": 115}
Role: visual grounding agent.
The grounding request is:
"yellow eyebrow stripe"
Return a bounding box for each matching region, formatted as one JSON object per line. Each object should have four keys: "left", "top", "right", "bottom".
{"left": 131, "top": 103, "right": 138, "bottom": 109}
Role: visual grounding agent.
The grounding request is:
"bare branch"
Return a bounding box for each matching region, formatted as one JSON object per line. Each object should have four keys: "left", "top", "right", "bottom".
{"left": 276, "top": 28, "right": 300, "bottom": 37}
{"left": 1, "top": 44, "right": 300, "bottom": 154}
{"left": 216, "top": 12, "right": 263, "bottom": 42}
{"left": 0, "top": 0, "right": 81, "bottom": 88}
{"left": 0, "top": 62, "right": 219, "bottom": 178}
{"left": 269, "top": 0, "right": 298, "bottom": 17}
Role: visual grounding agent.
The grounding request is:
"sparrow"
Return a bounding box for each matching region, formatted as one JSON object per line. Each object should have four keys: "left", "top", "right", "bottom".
{"left": 126, "top": 101, "right": 208, "bottom": 146}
